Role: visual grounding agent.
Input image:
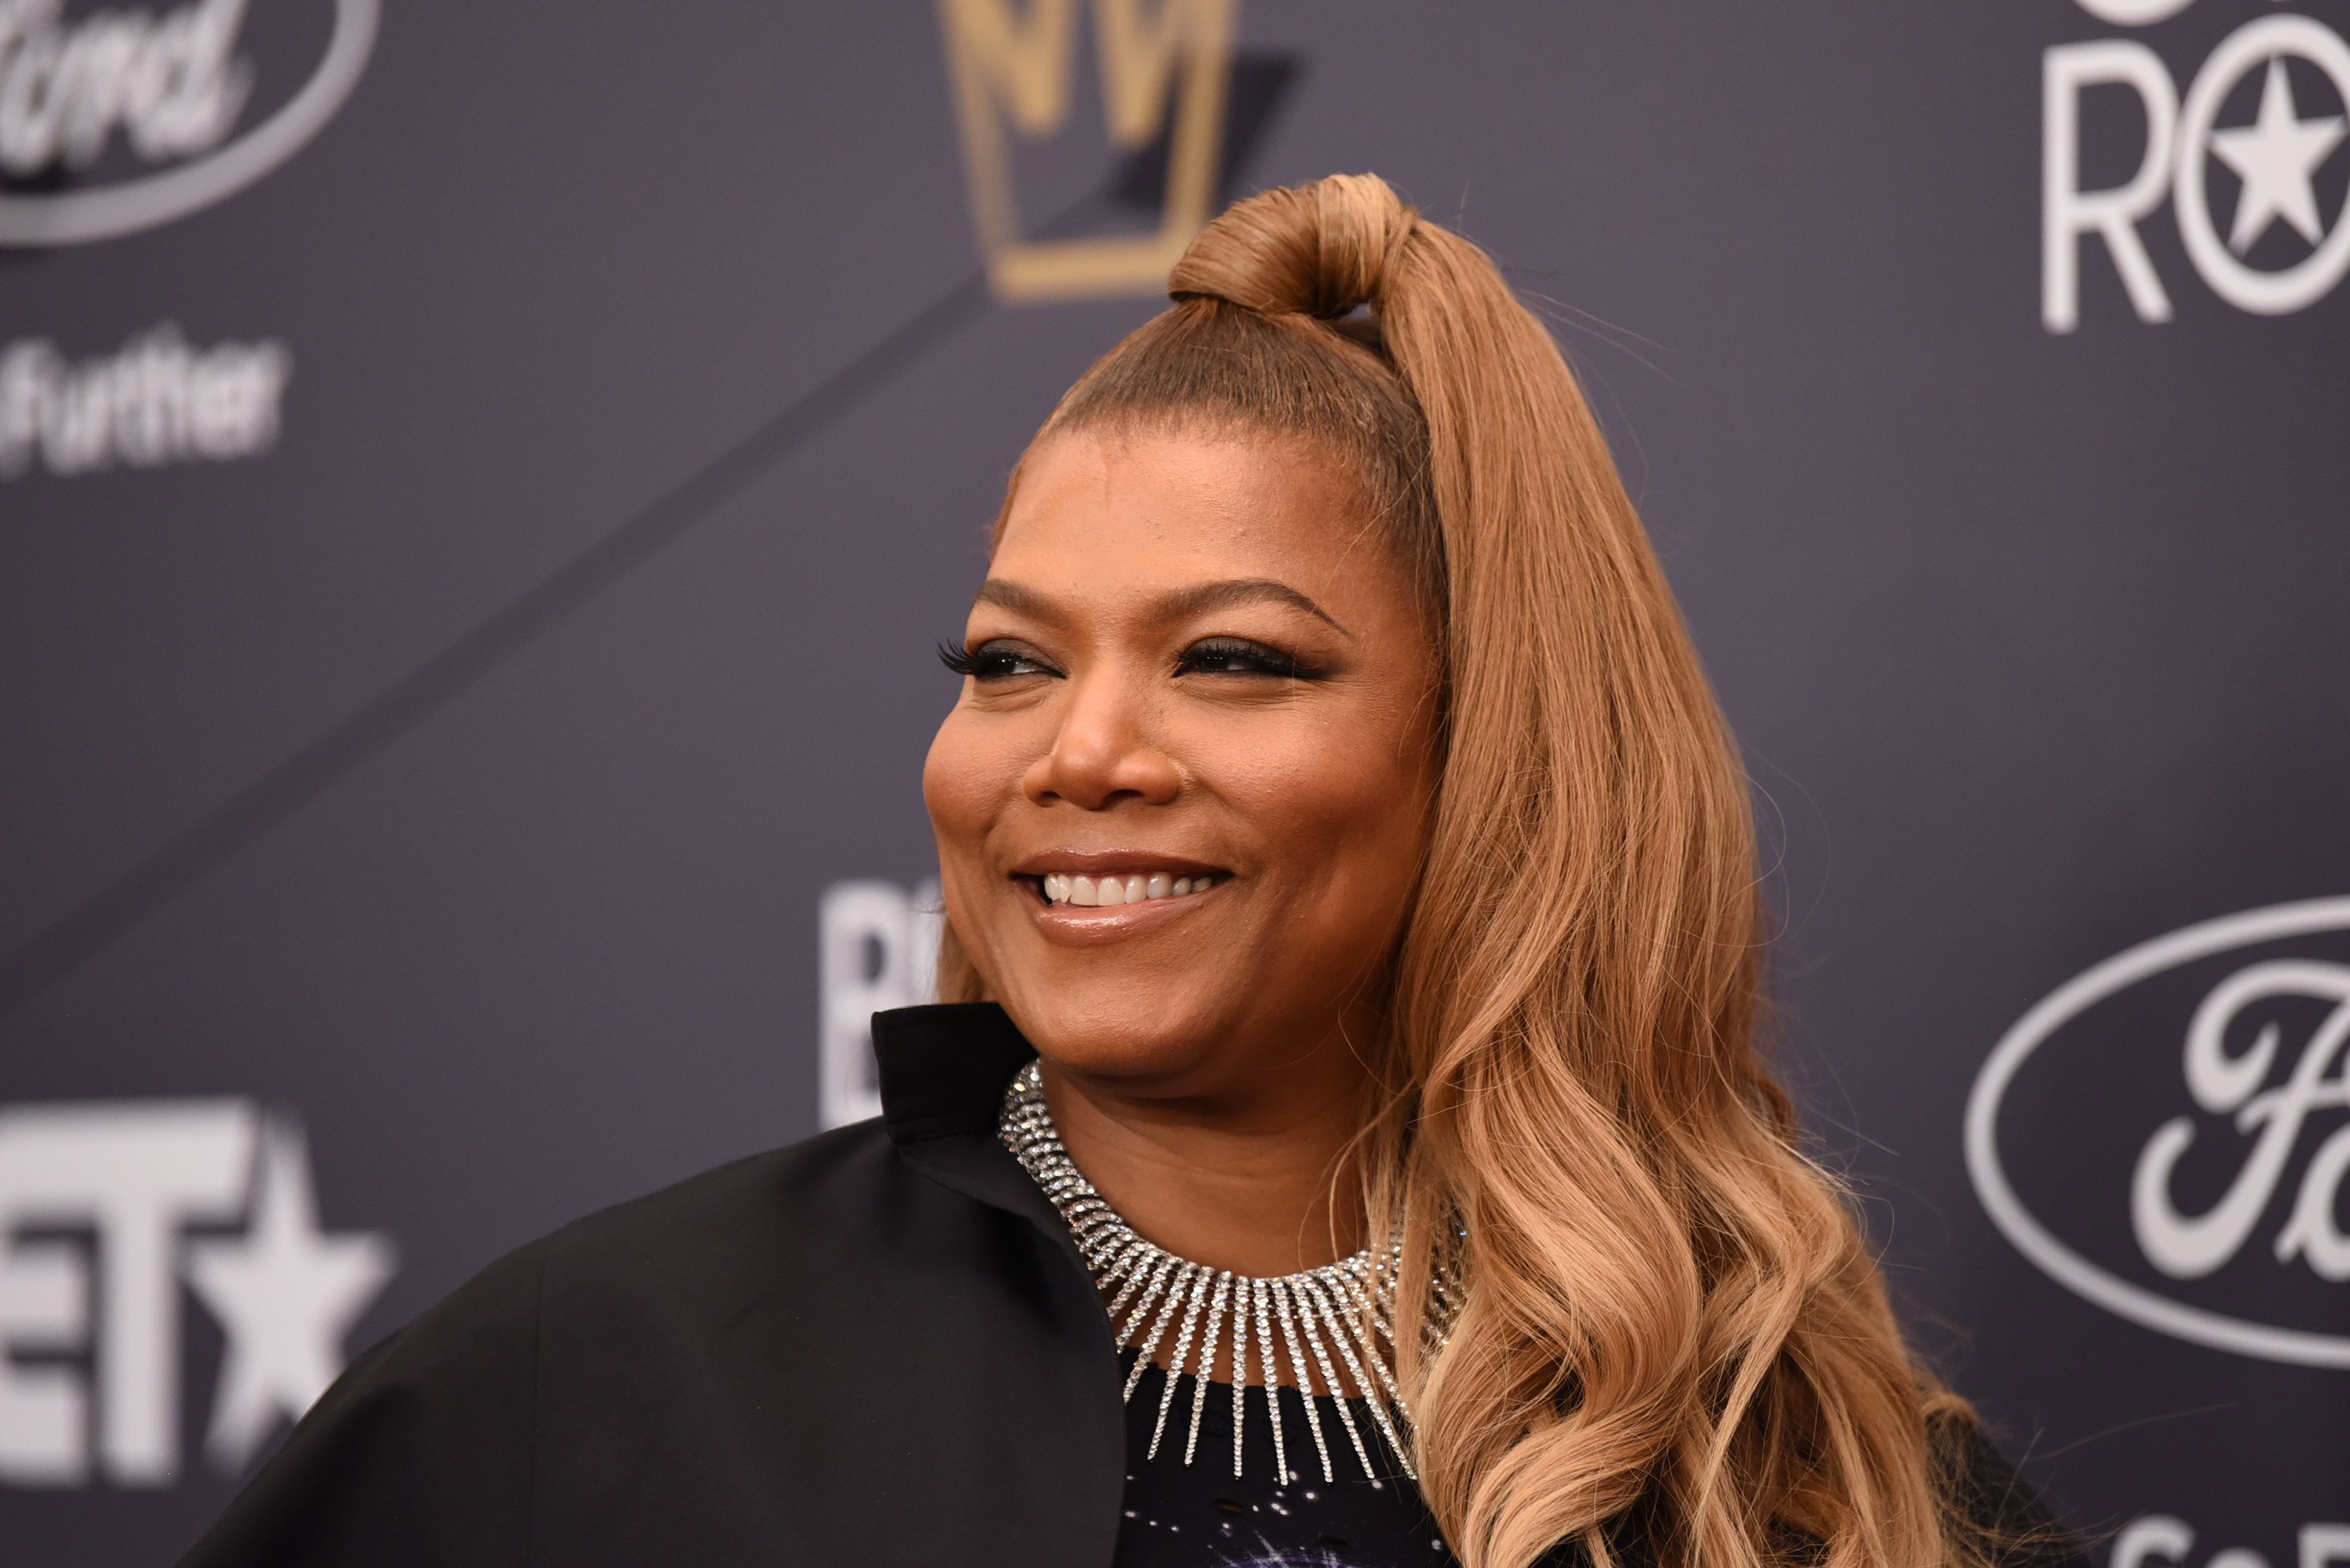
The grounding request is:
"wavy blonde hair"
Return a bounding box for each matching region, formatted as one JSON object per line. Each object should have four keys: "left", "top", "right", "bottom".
{"left": 940, "top": 174, "right": 1974, "bottom": 1568}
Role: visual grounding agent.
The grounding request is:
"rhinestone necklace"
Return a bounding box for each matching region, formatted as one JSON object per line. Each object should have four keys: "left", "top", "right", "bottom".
{"left": 999, "top": 1060, "right": 1455, "bottom": 1484}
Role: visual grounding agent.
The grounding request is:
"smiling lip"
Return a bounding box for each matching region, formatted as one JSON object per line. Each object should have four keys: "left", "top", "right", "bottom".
{"left": 1007, "top": 853, "right": 1231, "bottom": 917}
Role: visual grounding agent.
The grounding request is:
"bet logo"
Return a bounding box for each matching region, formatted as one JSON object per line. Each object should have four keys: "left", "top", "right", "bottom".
{"left": 0, "top": 1100, "right": 394, "bottom": 1487}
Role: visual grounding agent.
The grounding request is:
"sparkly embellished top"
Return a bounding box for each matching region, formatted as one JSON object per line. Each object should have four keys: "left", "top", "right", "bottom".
{"left": 1116, "top": 1355, "right": 1454, "bottom": 1567}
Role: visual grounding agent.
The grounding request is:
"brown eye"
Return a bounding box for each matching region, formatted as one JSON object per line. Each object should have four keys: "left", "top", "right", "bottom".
{"left": 939, "top": 640, "right": 1060, "bottom": 681}
{"left": 1175, "top": 637, "right": 1325, "bottom": 681}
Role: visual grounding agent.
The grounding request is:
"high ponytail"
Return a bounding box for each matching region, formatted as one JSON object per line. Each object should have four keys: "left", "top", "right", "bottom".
{"left": 1167, "top": 171, "right": 1416, "bottom": 316}
{"left": 943, "top": 175, "right": 1973, "bottom": 1568}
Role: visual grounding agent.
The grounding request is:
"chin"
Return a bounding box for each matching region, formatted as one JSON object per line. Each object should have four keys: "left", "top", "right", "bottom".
{"left": 994, "top": 984, "right": 1226, "bottom": 1086}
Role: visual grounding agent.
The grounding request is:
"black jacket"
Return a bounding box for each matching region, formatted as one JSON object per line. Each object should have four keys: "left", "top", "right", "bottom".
{"left": 180, "top": 1003, "right": 2074, "bottom": 1567}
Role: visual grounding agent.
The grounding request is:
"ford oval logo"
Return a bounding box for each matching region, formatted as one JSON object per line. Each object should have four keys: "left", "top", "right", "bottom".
{"left": 0, "top": 0, "right": 379, "bottom": 248}
{"left": 1966, "top": 896, "right": 2350, "bottom": 1368}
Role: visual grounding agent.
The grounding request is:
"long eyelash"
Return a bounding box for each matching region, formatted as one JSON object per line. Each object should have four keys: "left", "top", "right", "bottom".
{"left": 937, "top": 641, "right": 979, "bottom": 678}
{"left": 1180, "top": 638, "right": 1330, "bottom": 681}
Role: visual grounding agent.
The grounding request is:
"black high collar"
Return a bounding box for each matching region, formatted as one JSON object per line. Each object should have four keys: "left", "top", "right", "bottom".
{"left": 872, "top": 1000, "right": 1036, "bottom": 1140}
{"left": 871, "top": 1002, "right": 1087, "bottom": 1279}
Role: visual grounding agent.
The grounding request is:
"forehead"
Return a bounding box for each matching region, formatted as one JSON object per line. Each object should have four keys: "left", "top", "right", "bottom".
{"left": 993, "top": 427, "right": 1391, "bottom": 593}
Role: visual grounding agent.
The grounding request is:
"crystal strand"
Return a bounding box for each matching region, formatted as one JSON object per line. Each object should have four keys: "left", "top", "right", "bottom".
{"left": 1255, "top": 1278, "right": 1289, "bottom": 1484}
{"left": 1071, "top": 1208, "right": 1126, "bottom": 1263}
{"left": 1063, "top": 1191, "right": 1112, "bottom": 1223}
{"left": 1229, "top": 1275, "right": 1250, "bottom": 1479}
{"left": 1148, "top": 1266, "right": 1210, "bottom": 1460}
{"left": 1102, "top": 1238, "right": 1157, "bottom": 1316}
{"left": 1303, "top": 1271, "right": 1389, "bottom": 1406}
{"left": 1344, "top": 1255, "right": 1401, "bottom": 1348}
{"left": 1426, "top": 1257, "right": 1460, "bottom": 1354}
{"left": 1293, "top": 1274, "right": 1377, "bottom": 1480}
{"left": 1121, "top": 1257, "right": 1186, "bottom": 1404}
{"left": 1118, "top": 1249, "right": 1180, "bottom": 1345}
{"left": 1323, "top": 1269, "right": 1407, "bottom": 1407}
{"left": 1271, "top": 1279, "right": 1335, "bottom": 1483}
{"left": 1298, "top": 1274, "right": 1414, "bottom": 1481}
{"left": 1335, "top": 1297, "right": 1417, "bottom": 1478}
{"left": 1184, "top": 1271, "right": 1229, "bottom": 1465}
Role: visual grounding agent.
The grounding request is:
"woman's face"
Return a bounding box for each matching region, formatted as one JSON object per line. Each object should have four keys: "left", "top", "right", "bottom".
{"left": 924, "top": 425, "right": 1442, "bottom": 1097}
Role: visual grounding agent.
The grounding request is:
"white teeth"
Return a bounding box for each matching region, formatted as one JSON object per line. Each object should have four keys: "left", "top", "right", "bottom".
{"left": 1041, "top": 871, "right": 1221, "bottom": 905}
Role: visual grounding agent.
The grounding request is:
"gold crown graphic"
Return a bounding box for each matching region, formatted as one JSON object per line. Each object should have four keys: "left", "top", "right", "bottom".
{"left": 939, "top": 0, "right": 1239, "bottom": 300}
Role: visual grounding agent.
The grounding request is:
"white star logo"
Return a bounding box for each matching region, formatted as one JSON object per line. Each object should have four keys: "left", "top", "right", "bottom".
{"left": 2208, "top": 57, "right": 2349, "bottom": 255}
{"left": 184, "top": 1121, "right": 397, "bottom": 1473}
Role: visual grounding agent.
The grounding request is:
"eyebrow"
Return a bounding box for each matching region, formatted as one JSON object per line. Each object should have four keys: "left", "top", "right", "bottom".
{"left": 972, "top": 577, "right": 1351, "bottom": 638}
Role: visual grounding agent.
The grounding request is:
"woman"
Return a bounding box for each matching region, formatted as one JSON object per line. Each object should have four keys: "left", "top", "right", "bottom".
{"left": 183, "top": 175, "right": 2077, "bottom": 1568}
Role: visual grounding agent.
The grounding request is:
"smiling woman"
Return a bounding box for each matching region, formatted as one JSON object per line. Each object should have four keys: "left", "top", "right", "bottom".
{"left": 177, "top": 177, "right": 2088, "bottom": 1568}
{"left": 927, "top": 425, "right": 1443, "bottom": 1292}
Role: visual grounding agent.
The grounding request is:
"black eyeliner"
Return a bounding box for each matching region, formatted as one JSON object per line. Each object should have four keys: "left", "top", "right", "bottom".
{"left": 940, "top": 638, "right": 1065, "bottom": 681}
{"left": 1177, "top": 636, "right": 1331, "bottom": 681}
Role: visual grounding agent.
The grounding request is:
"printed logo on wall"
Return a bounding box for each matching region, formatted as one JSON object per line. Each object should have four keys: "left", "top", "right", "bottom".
{"left": 2044, "top": 2, "right": 2350, "bottom": 330}
{"left": 0, "top": 0, "right": 380, "bottom": 248}
{"left": 939, "top": 0, "right": 1239, "bottom": 300}
{"left": 1967, "top": 896, "right": 2350, "bottom": 1368}
{"left": 2112, "top": 1513, "right": 2350, "bottom": 1568}
{"left": 817, "top": 880, "right": 942, "bottom": 1129}
{"left": 0, "top": 1100, "right": 393, "bottom": 1488}
{"left": 1, "top": 324, "right": 291, "bottom": 481}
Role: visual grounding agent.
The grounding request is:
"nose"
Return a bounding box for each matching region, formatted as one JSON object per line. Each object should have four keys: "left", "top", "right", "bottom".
{"left": 1022, "top": 668, "right": 1181, "bottom": 810}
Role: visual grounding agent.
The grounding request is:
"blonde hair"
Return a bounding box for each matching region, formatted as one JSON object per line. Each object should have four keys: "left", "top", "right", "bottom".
{"left": 941, "top": 174, "right": 1974, "bottom": 1568}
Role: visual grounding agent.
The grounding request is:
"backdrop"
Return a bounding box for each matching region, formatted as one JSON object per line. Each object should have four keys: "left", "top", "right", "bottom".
{"left": 3, "top": 3, "right": 2346, "bottom": 1564}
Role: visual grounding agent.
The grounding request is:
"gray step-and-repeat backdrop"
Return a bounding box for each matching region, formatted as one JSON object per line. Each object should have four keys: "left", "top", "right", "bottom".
{"left": 2, "top": 2, "right": 2344, "bottom": 1564}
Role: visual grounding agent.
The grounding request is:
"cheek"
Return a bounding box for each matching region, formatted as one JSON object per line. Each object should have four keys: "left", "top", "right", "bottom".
{"left": 1225, "top": 715, "right": 1434, "bottom": 904}
{"left": 922, "top": 711, "right": 1001, "bottom": 862}
{"left": 922, "top": 715, "right": 1007, "bottom": 967}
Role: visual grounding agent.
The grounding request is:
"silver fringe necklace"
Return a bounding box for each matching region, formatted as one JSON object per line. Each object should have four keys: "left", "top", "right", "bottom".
{"left": 998, "top": 1060, "right": 1457, "bottom": 1485}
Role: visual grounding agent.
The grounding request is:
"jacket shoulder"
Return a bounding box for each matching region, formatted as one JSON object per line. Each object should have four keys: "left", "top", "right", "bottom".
{"left": 537, "top": 1118, "right": 906, "bottom": 1288}
{"left": 175, "top": 1121, "right": 911, "bottom": 1567}
{"left": 176, "top": 1225, "right": 547, "bottom": 1564}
